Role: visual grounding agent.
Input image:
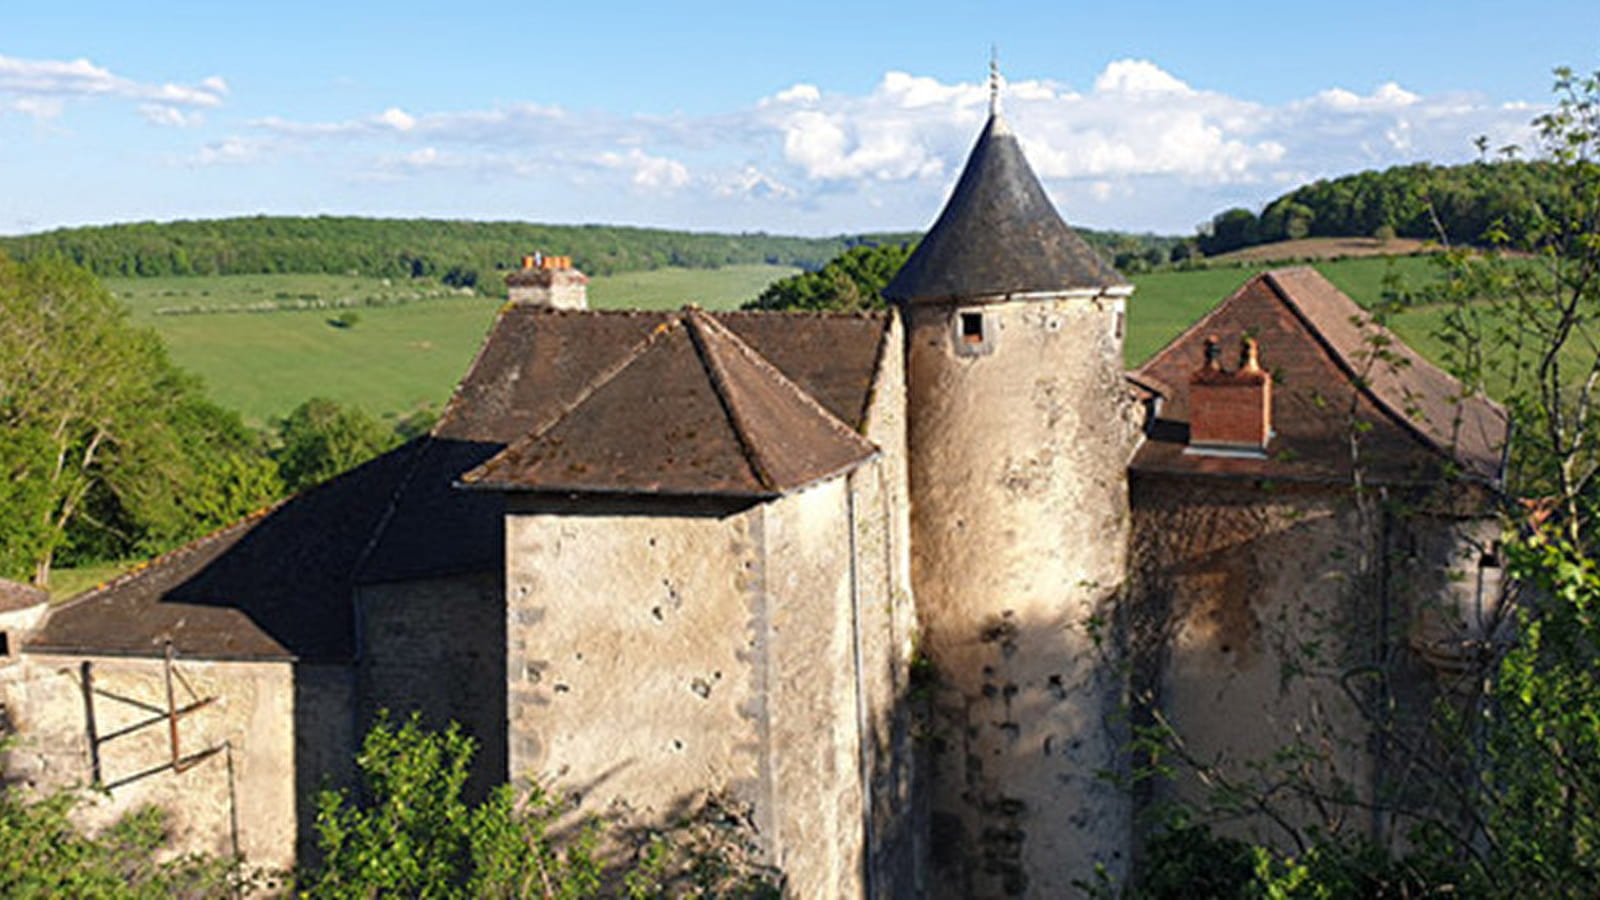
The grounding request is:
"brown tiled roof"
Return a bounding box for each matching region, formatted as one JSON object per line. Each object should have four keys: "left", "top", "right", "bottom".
{"left": 459, "top": 310, "right": 879, "bottom": 497}
{"left": 884, "top": 112, "right": 1126, "bottom": 305}
{"left": 356, "top": 306, "right": 891, "bottom": 582}
{"left": 0, "top": 579, "right": 46, "bottom": 614}
{"left": 32, "top": 305, "right": 895, "bottom": 653}
{"left": 1131, "top": 268, "right": 1508, "bottom": 485}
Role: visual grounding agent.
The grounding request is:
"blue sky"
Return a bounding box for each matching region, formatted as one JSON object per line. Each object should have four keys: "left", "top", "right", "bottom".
{"left": 3, "top": 0, "right": 1597, "bottom": 236}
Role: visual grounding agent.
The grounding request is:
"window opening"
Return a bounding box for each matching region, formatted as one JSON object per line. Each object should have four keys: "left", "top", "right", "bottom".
{"left": 960, "top": 312, "right": 984, "bottom": 344}
{"left": 1114, "top": 310, "right": 1126, "bottom": 341}
{"left": 0, "top": 631, "right": 9, "bottom": 658}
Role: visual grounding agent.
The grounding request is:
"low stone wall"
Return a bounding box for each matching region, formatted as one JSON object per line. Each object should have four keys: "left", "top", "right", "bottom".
{"left": 1, "top": 653, "right": 298, "bottom": 871}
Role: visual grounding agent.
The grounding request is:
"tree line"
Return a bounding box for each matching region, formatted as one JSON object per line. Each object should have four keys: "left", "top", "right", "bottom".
{"left": 0, "top": 216, "right": 1176, "bottom": 293}
{"left": 0, "top": 217, "right": 923, "bottom": 288}
{"left": 1196, "top": 158, "right": 1566, "bottom": 256}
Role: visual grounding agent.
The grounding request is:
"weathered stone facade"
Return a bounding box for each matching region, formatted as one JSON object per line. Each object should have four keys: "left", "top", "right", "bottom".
{"left": 905, "top": 293, "right": 1141, "bottom": 896}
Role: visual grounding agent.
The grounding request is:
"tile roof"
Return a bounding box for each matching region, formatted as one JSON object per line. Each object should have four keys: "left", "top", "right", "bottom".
{"left": 0, "top": 579, "right": 46, "bottom": 614}
{"left": 27, "top": 440, "right": 424, "bottom": 661}
{"left": 29, "top": 306, "right": 893, "bottom": 656}
{"left": 458, "top": 310, "right": 879, "bottom": 497}
{"left": 1131, "top": 267, "right": 1508, "bottom": 485}
{"left": 884, "top": 112, "right": 1126, "bottom": 305}
{"left": 357, "top": 307, "right": 890, "bottom": 581}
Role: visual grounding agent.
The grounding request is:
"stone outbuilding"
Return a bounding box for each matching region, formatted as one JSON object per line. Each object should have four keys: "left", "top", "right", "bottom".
{"left": 0, "top": 107, "right": 1508, "bottom": 897}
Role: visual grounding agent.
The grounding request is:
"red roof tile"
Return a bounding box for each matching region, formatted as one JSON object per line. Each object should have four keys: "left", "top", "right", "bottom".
{"left": 1131, "top": 268, "right": 1508, "bottom": 485}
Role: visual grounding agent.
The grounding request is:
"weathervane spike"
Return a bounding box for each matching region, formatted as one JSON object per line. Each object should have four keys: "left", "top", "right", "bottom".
{"left": 988, "top": 45, "right": 1001, "bottom": 116}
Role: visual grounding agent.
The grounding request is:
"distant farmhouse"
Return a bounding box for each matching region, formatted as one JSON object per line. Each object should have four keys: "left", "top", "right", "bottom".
{"left": 0, "top": 102, "right": 1506, "bottom": 896}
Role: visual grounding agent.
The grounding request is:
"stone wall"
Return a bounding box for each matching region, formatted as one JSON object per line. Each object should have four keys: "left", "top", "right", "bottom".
{"left": 903, "top": 292, "right": 1140, "bottom": 896}
{"left": 1127, "top": 476, "right": 1501, "bottom": 851}
{"left": 851, "top": 314, "right": 926, "bottom": 897}
{"left": 1, "top": 653, "right": 298, "bottom": 871}
{"left": 503, "top": 452, "right": 915, "bottom": 896}
{"left": 505, "top": 492, "right": 768, "bottom": 854}
{"left": 357, "top": 571, "right": 506, "bottom": 797}
{"left": 293, "top": 662, "right": 357, "bottom": 862}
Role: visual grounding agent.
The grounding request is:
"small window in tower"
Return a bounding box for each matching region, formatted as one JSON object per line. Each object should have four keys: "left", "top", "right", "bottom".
{"left": 961, "top": 312, "right": 984, "bottom": 344}
{"left": 0, "top": 631, "right": 10, "bottom": 660}
{"left": 1114, "top": 310, "right": 1126, "bottom": 341}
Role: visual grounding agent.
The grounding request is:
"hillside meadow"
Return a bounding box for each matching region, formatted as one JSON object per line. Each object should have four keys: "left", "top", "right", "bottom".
{"left": 108, "top": 254, "right": 1454, "bottom": 428}
{"left": 107, "top": 264, "right": 798, "bottom": 426}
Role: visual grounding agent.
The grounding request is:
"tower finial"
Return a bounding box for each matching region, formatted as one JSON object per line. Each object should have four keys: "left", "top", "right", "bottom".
{"left": 988, "top": 45, "right": 1001, "bottom": 116}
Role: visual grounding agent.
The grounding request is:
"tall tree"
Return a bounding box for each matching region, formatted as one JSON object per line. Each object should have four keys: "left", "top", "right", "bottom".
{"left": 0, "top": 255, "right": 279, "bottom": 584}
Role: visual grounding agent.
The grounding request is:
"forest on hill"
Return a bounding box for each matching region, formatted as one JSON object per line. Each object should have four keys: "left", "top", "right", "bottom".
{"left": 0, "top": 215, "right": 1169, "bottom": 289}
{"left": 1194, "top": 159, "right": 1564, "bottom": 256}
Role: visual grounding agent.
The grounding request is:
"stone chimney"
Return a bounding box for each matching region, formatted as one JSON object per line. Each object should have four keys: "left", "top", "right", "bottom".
{"left": 506, "top": 253, "right": 588, "bottom": 310}
{"left": 1187, "top": 334, "right": 1272, "bottom": 455}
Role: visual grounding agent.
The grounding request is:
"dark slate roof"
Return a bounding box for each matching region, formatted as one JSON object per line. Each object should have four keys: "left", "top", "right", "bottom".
{"left": 28, "top": 440, "right": 423, "bottom": 662}
{"left": 459, "top": 310, "right": 879, "bottom": 497}
{"left": 883, "top": 112, "right": 1126, "bottom": 305}
{"left": 0, "top": 579, "right": 46, "bottom": 614}
{"left": 31, "top": 305, "right": 895, "bottom": 655}
{"left": 1131, "top": 268, "right": 1509, "bottom": 485}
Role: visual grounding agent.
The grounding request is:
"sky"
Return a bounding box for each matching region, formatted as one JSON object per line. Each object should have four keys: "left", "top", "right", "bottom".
{"left": 2, "top": 1, "right": 1597, "bottom": 237}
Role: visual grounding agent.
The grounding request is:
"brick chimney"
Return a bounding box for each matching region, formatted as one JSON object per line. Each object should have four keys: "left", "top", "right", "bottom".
{"left": 505, "top": 253, "right": 588, "bottom": 310}
{"left": 1187, "top": 335, "right": 1272, "bottom": 455}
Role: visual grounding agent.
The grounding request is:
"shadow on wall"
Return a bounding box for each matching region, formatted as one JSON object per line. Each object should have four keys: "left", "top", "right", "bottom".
{"left": 920, "top": 588, "right": 1132, "bottom": 898}
{"left": 1124, "top": 476, "right": 1497, "bottom": 859}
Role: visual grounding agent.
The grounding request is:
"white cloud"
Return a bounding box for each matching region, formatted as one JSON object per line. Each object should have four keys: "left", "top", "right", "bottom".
{"left": 1093, "top": 59, "right": 1194, "bottom": 96}
{"left": 0, "top": 54, "right": 226, "bottom": 120}
{"left": 140, "top": 103, "right": 202, "bottom": 127}
{"left": 191, "top": 136, "right": 270, "bottom": 166}
{"left": 715, "top": 166, "right": 796, "bottom": 200}
{"left": 378, "top": 107, "right": 416, "bottom": 132}
{"left": 596, "top": 147, "right": 690, "bottom": 190}
{"left": 767, "top": 83, "right": 820, "bottom": 105}
{"left": 253, "top": 102, "right": 564, "bottom": 141}
{"left": 208, "top": 59, "right": 1544, "bottom": 232}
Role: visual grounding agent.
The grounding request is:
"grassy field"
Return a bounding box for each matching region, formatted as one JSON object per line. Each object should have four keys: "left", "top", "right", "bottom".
{"left": 1124, "top": 255, "right": 1445, "bottom": 364}
{"left": 108, "top": 264, "right": 798, "bottom": 426}
{"left": 106, "top": 257, "right": 1454, "bottom": 427}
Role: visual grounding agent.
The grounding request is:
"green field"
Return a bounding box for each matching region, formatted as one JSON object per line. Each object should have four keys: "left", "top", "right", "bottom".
{"left": 1125, "top": 255, "right": 1444, "bottom": 364}
{"left": 107, "top": 257, "right": 1453, "bottom": 428}
{"left": 109, "top": 264, "right": 798, "bottom": 426}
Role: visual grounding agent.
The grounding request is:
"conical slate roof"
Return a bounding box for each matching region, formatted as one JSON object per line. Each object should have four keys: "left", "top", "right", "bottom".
{"left": 884, "top": 112, "right": 1126, "bottom": 304}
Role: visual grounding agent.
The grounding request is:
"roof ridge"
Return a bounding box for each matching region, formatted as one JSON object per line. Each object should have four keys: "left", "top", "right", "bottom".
{"left": 48, "top": 502, "right": 277, "bottom": 613}
{"left": 519, "top": 315, "right": 686, "bottom": 444}
{"left": 688, "top": 309, "right": 878, "bottom": 456}
{"left": 684, "top": 311, "right": 774, "bottom": 490}
{"left": 1134, "top": 274, "right": 1259, "bottom": 378}
{"left": 1262, "top": 269, "right": 1504, "bottom": 478}
{"left": 434, "top": 303, "right": 517, "bottom": 434}
{"left": 712, "top": 309, "right": 890, "bottom": 321}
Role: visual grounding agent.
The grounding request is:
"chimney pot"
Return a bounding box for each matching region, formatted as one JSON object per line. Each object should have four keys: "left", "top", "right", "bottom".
{"left": 1239, "top": 336, "right": 1261, "bottom": 372}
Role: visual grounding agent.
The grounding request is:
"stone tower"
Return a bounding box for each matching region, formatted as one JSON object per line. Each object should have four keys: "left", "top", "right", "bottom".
{"left": 884, "top": 110, "right": 1138, "bottom": 895}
